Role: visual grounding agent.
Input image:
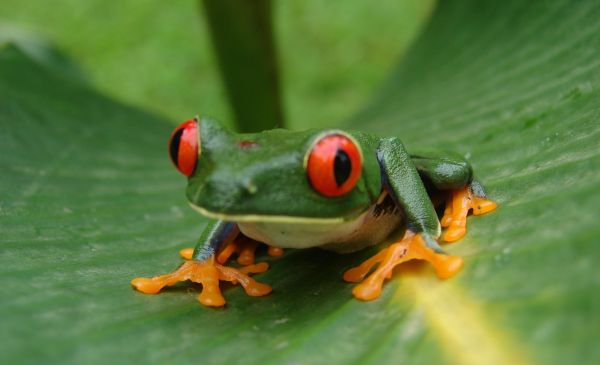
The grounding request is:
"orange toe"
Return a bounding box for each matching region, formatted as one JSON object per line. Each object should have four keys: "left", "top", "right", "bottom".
{"left": 131, "top": 277, "right": 163, "bottom": 294}
{"left": 431, "top": 254, "right": 463, "bottom": 279}
{"left": 268, "top": 246, "right": 284, "bottom": 257}
{"left": 443, "top": 225, "right": 466, "bottom": 243}
{"left": 198, "top": 287, "right": 226, "bottom": 307}
{"left": 473, "top": 197, "right": 497, "bottom": 215}
{"left": 179, "top": 247, "right": 194, "bottom": 260}
{"left": 352, "top": 281, "right": 382, "bottom": 301}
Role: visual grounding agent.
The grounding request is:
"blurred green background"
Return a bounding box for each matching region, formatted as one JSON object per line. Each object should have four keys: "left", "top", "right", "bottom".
{"left": 0, "top": 0, "right": 433, "bottom": 129}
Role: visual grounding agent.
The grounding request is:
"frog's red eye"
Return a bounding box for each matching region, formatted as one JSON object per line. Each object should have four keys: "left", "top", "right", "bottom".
{"left": 306, "top": 133, "right": 362, "bottom": 197}
{"left": 169, "top": 119, "right": 198, "bottom": 176}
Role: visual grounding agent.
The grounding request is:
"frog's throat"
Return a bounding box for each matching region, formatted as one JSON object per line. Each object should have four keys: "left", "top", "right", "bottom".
{"left": 189, "top": 203, "right": 355, "bottom": 224}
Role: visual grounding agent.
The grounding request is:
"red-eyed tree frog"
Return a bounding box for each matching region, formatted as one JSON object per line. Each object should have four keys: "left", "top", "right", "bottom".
{"left": 131, "top": 117, "right": 497, "bottom": 307}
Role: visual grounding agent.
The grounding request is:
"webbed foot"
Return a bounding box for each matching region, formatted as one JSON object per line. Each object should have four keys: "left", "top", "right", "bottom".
{"left": 441, "top": 186, "right": 497, "bottom": 242}
{"left": 343, "top": 232, "right": 463, "bottom": 301}
{"left": 131, "top": 256, "right": 272, "bottom": 307}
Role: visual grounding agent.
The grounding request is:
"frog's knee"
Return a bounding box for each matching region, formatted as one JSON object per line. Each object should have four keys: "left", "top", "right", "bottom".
{"left": 412, "top": 152, "right": 473, "bottom": 190}
{"left": 440, "top": 161, "right": 472, "bottom": 188}
{"left": 424, "top": 161, "right": 472, "bottom": 190}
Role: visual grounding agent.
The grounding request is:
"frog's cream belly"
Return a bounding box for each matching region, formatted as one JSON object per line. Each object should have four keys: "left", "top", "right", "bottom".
{"left": 237, "top": 193, "right": 403, "bottom": 254}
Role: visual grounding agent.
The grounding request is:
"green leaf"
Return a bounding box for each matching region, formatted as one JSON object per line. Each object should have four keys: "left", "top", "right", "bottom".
{"left": 2, "top": 0, "right": 599, "bottom": 364}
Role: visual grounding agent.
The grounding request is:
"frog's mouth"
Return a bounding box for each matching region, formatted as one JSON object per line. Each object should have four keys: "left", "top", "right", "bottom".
{"left": 189, "top": 202, "right": 355, "bottom": 224}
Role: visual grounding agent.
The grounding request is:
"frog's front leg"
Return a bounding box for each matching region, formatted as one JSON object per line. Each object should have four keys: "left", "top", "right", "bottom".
{"left": 131, "top": 220, "right": 272, "bottom": 307}
{"left": 344, "top": 138, "right": 463, "bottom": 300}
{"left": 344, "top": 231, "right": 463, "bottom": 300}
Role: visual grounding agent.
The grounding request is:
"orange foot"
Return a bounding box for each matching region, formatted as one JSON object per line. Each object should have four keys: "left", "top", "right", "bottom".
{"left": 441, "top": 186, "right": 497, "bottom": 243}
{"left": 214, "top": 236, "right": 284, "bottom": 265}
{"left": 179, "top": 243, "right": 284, "bottom": 263}
{"left": 343, "top": 232, "right": 463, "bottom": 301}
{"left": 131, "top": 256, "right": 272, "bottom": 307}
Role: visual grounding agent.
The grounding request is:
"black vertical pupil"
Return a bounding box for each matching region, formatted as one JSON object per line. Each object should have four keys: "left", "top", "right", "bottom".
{"left": 334, "top": 149, "right": 352, "bottom": 186}
{"left": 170, "top": 128, "right": 184, "bottom": 166}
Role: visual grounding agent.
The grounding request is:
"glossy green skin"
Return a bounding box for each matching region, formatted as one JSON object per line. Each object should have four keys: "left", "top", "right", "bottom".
{"left": 187, "top": 118, "right": 382, "bottom": 219}
{"left": 188, "top": 117, "right": 477, "bottom": 258}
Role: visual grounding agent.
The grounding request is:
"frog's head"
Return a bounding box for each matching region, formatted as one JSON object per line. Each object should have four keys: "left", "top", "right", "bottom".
{"left": 168, "top": 117, "right": 382, "bottom": 223}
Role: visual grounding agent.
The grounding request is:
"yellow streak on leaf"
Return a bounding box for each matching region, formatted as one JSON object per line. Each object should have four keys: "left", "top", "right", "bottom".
{"left": 398, "top": 275, "right": 529, "bottom": 365}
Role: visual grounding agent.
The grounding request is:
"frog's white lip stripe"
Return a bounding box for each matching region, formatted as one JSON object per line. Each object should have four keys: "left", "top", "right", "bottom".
{"left": 189, "top": 203, "right": 350, "bottom": 224}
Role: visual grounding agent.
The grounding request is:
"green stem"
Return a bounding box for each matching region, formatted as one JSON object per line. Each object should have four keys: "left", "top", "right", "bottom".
{"left": 201, "top": 0, "right": 285, "bottom": 132}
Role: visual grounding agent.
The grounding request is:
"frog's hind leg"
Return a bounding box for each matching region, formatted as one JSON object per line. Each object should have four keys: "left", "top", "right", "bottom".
{"left": 179, "top": 236, "right": 284, "bottom": 265}
{"left": 216, "top": 235, "right": 259, "bottom": 265}
{"left": 216, "top": 235, "right": 284, "bottom": 265}
{"left": 131, "top": 256, "right": 271, "bottom": 307}
{"left": 411, "top": 151, "right": 497, "bottom": 243}
{"left": 441, "top": 181, "right": 497, "bottom": 242}
{"left": 343, "top": 231, "right": 463, "bottom": 301}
